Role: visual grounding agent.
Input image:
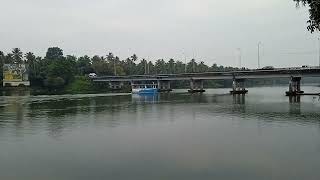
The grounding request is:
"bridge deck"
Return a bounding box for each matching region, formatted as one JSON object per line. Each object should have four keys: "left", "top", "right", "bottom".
{"left": 93, "top": 68, "right": 320, "bottom": 82}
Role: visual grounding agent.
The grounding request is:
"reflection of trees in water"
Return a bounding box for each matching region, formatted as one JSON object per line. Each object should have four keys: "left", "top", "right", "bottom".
{"left": 28, "top": 95, "right": 132, "bottom": 117}
{"left": 0, "top": 93, "right": 320, "bottom": 138}
{"left": 0, "top": 96, "right": 27, "bottom": 137}
{"left": 27, "top": 95, "right": 134, "bottom": 137}
{"left": 189, "top": 93, "right": 209, "bottom": 103}
{"left": 1, "top": 89, "right": 30, "bottom": 96}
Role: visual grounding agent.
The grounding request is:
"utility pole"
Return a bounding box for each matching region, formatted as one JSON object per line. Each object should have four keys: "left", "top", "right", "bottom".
{"left": 237, "top": 48, "right": 242, "bottom": 68}
{"left": 183, "top": 52, "right": 187, "bottom": 73}
{"left": 318, "top": 38, "right": 320, "bottom": 67}
{"left": 258, "top": 42, "right": 261, "bottom": 69}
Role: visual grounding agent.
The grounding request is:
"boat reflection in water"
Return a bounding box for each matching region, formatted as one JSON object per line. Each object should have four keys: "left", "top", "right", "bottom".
{"left": 131, "top": 94, "right": 160, "bottom": 104}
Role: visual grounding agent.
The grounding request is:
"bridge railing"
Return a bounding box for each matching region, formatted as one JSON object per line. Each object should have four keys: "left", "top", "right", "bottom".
{"left": 92, "top": 67, "right": 320, "bottom": 81}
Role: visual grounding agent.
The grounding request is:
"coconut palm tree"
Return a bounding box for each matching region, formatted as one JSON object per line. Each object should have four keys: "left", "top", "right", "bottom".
{"left": 12, "top": 48, "right": 23, "bottom": 64}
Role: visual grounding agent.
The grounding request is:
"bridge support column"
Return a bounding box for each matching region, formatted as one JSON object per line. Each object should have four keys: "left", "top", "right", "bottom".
{"left": 286, "top": 77, "right": 304, "bottom": 96}
{"left": 157, "top": 80, "right": 173, "bottom": 92}
{"left": 230, "top": 78, "right": 248, "bottom": 95}
{"left": 188, "top": 79, "right": 205, "bottom": 93}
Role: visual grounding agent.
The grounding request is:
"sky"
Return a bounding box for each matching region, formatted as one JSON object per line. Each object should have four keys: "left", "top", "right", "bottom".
{"left": 0, "top": 0, "right": 319, "bottom": 68}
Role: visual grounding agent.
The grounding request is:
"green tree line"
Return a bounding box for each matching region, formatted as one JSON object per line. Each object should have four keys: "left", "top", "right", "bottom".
{"left": 0, "top": 47, "right": 240, "bottom": 91}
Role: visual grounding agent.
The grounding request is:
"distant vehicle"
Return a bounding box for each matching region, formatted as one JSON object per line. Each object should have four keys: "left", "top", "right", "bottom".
{"left": 302, "top": 65, "right": 311, "bottom": 68}
{"left": 88, "top": 73, "right": 97, "bottom": 78}
{"left": 261, "top": 66, "right": 274, "bottom": 70}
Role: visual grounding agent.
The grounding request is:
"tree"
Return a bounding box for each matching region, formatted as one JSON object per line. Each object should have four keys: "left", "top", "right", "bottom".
{"left": 147, "top": 61, "right": 155, "bottom": 74}
{"left": 136, "top": 59, "right": 148, "bottom": 75}
{"left": 45, "top": 47, "right": 64, "bottom": 60}
{"left": 91, "top": 55, "right": 112, "bottom": 75}
{"left": 294, "top": 0, "right": 320, "bottom": 32}
{"left": 0, "top": 51, "right": 5, "bottom": 65}
{"left": 155, "top": 59, "right": 167, "bottom": 74}
{"left": 46, "top": 56, "right": 76, "bottom": 84}
{"left": 44, "top": 76, "right": 65, "bottom": 89}
{"left": 131, "top": 54, "right": 138, "bottom": 62}
{"left": 25, "top": 52, "right": 37, "bottom": 82}
{"left": 5, "top": 53, "right": 13, "bottom": 64}
{"left": 0, "top": 51, "right": 5, "bottom": 81}
{"left": 106, "top": 52, "right": 114, "bottom": 63}
{"left": 123, "top": 57, "right": 137, "bottom": 75}
{"left": 167, "top": 59, "right": 175, "bottom": 74}
{"left": 198, "top": 61, "right": 209, "bottom": 72}
{"left": 25, "top": 52, "right": 36, "bottom": 64}
{"left": 77, "top": 55, "right": 92, "bottom": 75}
{"left": 187, "top": 59, "right": 197, "bottom": 73}
{"left": 174, "top": 61, "right": 185, "bottom": 74}
{"left": 12, "top": 48, "right": 23, "bottom": 63}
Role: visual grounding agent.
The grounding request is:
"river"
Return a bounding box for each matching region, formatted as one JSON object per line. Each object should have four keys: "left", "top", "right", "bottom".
{"left": 0, "top": 86, "right": 320, "bottom": 180}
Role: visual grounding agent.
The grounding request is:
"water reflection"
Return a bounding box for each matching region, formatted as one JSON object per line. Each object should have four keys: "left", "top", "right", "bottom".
{"left": 233, "top": 94, "right": 246, "bottom": 105}
{"left": 1, "top": 89, "right": 30, "bottom": 96}
{"left": 0, "top": 87, "right": 320, "bottom": 180}
{"left": 132, "top": 94, "right": 160, "bottom": 104}
{"left": 0, "top": 88, "right": 319, "bottom": 137}
{"left": 289, "top": 96, "right": 301, "bottom": 103}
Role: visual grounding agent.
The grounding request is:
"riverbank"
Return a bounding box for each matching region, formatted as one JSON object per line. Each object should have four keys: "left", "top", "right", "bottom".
{"left": 0, "top": 77, "right": 131, "bottom": 96}
{"left": 1, "top": 76, "right": 319, "bottom": 96}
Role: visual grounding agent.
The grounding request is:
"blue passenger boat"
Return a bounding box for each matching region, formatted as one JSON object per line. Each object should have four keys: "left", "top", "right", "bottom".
{"left": 131, "top": 84, "right": 158, "bottom": 95}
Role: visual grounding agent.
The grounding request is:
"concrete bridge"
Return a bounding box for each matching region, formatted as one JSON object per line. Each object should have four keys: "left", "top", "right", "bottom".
{"left": 93, "top": 67, "right": 320, "bottom": 96}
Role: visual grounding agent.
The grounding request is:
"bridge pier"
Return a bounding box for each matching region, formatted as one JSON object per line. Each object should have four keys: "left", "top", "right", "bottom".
{"left": 286, "top": 77, "right": 304, "bottom": 96}
{"left": 157, "top": 80, "right": 172, "bottom": 92}
{"left": 230, "top": 78, "right": 248, "bottom": 95}
{"left": 188, "top": 79, "right": 205, "bottom": 93}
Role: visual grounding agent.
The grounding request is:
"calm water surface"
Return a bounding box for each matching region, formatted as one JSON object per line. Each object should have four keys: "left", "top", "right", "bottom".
{"left": 1, "top": 86, "right": 320, "bottom": 180}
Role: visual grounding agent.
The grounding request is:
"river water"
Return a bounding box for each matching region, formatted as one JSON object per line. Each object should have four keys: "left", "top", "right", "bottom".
{"left": 0, "top": 86, "right": 320, "bottom": 180}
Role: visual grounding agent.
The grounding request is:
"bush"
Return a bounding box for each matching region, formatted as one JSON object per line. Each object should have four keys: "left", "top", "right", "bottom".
{"left": 44, "top": 76, "right": 66, "bottom": 88}
{"left": 65, "top": 76, "right": 92, "bottom": 94}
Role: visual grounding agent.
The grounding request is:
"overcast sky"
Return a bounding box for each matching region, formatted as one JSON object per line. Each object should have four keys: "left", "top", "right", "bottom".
{"left": 0, "top": 0, "right": 319, "bottom": 68}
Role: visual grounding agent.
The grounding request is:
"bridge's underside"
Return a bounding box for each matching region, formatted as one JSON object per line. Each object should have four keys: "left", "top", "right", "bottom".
{"left": 92, "top": 68, "right": 320, "bottom": 96}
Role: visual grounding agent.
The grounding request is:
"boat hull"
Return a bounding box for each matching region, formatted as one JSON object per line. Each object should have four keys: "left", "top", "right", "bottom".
{"left": 132, "top": 88, "right": 158, "bottom": 95}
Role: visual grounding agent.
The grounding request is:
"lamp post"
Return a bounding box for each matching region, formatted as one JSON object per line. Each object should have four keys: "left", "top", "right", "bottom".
{"left": 237, "top": 48, "right": 242, "bottom": 68}
{"left": 318, "top": 38, "right": 320, "bottom": 67}
{"left": 258, "top": 42, "right": 261, "bottom": 69}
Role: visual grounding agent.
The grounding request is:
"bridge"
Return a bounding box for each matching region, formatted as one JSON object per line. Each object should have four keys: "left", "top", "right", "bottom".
{"left": 93, "top": 67, "right": 320, "bottom": 96}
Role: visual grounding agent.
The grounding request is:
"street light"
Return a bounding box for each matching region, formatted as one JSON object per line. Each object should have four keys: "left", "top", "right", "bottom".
{"left": 258, "top": 42, "right": 262, "bottom": 69}
{"left": 237, "top": 48, "right": 242, "bottom": 68}
{"left": 318, "top": 38, "right": 320, "bottom": 67}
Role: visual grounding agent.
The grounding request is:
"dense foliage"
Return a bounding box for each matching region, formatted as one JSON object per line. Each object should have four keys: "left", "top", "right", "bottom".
{"left": 294, "top": 0, "right": 320, "bottom": 32}
{"left": 0, "top": 47, "right": 240, "bottom": 92}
